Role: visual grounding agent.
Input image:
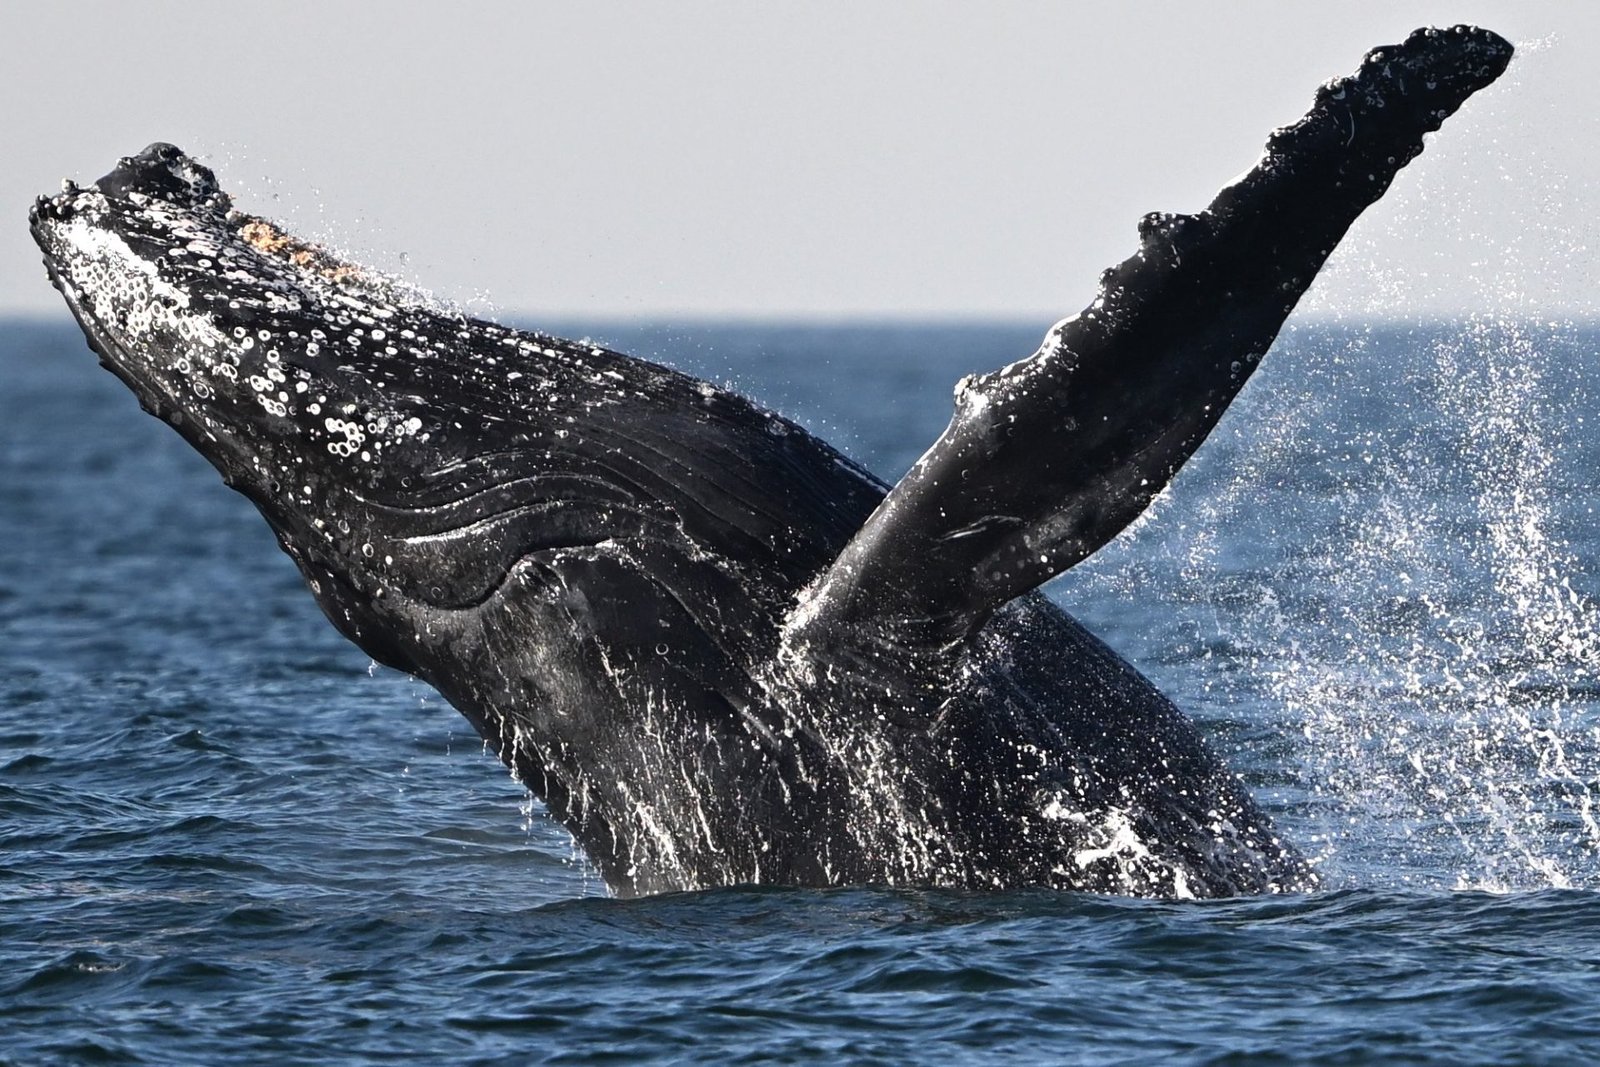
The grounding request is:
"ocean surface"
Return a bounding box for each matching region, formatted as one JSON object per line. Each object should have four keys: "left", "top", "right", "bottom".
{"left": 6, "top": 315, "right": 1600, "bottom": 1063}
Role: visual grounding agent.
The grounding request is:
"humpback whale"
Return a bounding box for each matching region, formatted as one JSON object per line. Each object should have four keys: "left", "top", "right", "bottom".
{"left": 30, "top": 27, "right": 1511, "bottom": 898}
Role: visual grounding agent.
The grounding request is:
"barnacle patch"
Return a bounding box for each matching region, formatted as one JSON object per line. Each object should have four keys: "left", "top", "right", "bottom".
{"left": 236, "top": 217, "right": 362, "bottom": 284}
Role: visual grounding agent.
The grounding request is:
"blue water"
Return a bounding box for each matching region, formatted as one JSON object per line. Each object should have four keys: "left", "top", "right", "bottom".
{"left": 6, "top": 316, "right": 1600, "bottom": 1063}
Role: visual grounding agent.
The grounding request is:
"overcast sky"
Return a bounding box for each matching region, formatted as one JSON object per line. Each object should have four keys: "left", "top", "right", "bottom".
{"left": 3, "top": 2, "right": 1596, "bottom": 321}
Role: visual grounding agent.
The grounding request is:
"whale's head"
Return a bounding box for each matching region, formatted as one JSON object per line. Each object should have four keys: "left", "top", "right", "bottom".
{"left": 29, "top": 143, "right": 858, "bottom": 715}
{"left": 28, "top": 143, "right": 553, "bottom": 673}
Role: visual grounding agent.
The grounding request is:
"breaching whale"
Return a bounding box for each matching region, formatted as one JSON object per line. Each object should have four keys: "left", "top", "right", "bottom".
{"left": 30, "top": 27, "right": 1511, "bottom": 898}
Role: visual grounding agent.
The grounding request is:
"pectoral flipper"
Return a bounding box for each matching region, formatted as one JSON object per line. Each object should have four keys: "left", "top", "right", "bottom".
{"left": 794, "top": 26, "right": 1512, "bottom": 659}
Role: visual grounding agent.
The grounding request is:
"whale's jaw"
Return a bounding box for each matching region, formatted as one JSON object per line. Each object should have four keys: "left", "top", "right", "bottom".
{"left": 31, "top": 144, "right": 450, "bottom": 673}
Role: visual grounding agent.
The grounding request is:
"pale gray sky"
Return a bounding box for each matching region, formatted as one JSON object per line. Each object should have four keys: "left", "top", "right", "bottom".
{"left": 3, "top": 1, "right": 1596, "bottom": 320}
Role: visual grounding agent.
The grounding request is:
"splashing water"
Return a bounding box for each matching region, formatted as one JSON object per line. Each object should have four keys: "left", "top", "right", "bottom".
{"left": 1056, "top": 36, "right": 1600, "bottom": 890}
{"left": 1290, "top": 319, "right": 1600, "bottom": 891}
{"left": 1067, "top": 319, "right": 1600, "bottom": 893}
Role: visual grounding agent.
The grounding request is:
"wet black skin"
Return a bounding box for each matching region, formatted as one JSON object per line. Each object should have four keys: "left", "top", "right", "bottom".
{"left": 30, "top": 27, "right": 1511, "bottom": 897}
